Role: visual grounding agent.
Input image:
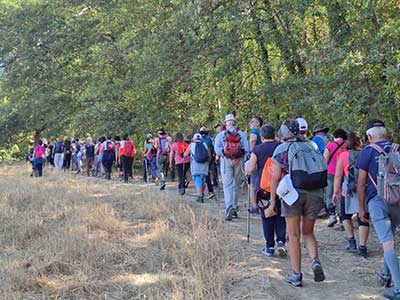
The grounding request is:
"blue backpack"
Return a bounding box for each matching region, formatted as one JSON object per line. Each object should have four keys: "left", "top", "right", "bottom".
{"left": 193, "top": 142, "right": 209, "bottom": 163}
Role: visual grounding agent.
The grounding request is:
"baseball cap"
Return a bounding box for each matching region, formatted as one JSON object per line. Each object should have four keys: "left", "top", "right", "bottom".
{"left": 277, "top": 174, "right": 299, "bottom": 206}
{"left": 278, "top": 119, "right": 299, "bottom": 140}
{"left": 193, "top": 133, "right": 202, "bottom": 140}
{"left": 365, "top": 119, "right": 385, "bottom": 132}
{"left": 312, "top": 124, "right": 329, "bottom": 135}
{"left": 296, "top": 117, "right": 308, "bottom": 134}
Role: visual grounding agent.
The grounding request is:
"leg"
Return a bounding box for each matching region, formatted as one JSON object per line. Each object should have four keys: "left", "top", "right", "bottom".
{"left": 232, "top": 159, "right": 243, "bottom": 210}
{"left": 286, "top": 216, "right": 302, "bottom": 273}
{"left": 302, "top": 218, "right": 318, "bottom": 260}
{"left": 220, "top": 158, "right": 234, "bottom": 211}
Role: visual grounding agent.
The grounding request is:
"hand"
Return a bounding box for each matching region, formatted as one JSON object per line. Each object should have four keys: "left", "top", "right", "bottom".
{"left": 332, "top": 194, "right": 340, "bottom": 206}
{"left": 359, "top": 208, "right": 369, "bottom": 223}
{"left": 265, "top": 205, "right": 277, "bottom": 218}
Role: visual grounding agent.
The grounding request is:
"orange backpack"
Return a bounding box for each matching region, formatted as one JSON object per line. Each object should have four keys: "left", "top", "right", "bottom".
{"left": 260, "top": 157, "right": 275, "bottom": 192}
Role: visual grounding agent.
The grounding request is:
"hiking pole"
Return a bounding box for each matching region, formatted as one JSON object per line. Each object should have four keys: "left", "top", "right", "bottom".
{"left": 246, "top": 174, "right": 251, "bottom": 243}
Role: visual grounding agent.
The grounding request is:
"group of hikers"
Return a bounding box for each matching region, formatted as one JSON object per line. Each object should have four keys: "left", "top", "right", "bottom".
{"left": 27, "top": 114, "right": 400, "bottom": 299}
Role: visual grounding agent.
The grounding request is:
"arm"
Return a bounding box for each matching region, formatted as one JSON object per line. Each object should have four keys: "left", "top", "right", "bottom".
{"left": 357, "top": 169, "right": 368, "bottom": 223}
{"left": 169, "top": 145, "right": 174, "bottom": 167}
{"left": 240, "top": 131, "right": 250, "bottom": 158}
{"left": 332, "top": 157, "right": 344, "bottom": 206}
{"left": 268, "top": 161, "right": 283, "bottom": 217}
{"left": 214, "top": 132, "right": 223, "bottom": 156}
{"left": 184, "top": 144, "right": 191, "bottom": 158}
{"left": 249, "top": 133, "right": 258, "bottom": 152}
{"left": 323, "top": 147, "right": 330, "bottom": 161}
{"left": 245, "top": 153, "right": 257, "bottom": 175}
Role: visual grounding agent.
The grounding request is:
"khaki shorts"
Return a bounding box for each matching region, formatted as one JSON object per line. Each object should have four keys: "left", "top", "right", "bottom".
{"left": 281, "top": 189, "right": 324, "bottom": 219}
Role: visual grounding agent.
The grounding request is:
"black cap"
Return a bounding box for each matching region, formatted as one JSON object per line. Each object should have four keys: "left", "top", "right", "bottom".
{"left": 365, "top": 119, "right": 385, "bottom": 132}
{"left": 312, "top": 124, "right": 329, "bottom": 135}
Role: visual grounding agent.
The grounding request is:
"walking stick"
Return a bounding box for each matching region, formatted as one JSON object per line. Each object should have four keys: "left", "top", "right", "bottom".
{"left": 246, "top": 174, "right": 251, "bottom": 243}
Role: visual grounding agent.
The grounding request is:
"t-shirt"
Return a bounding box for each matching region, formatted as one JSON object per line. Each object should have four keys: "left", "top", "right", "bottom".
{"left": 249, "top": 128, "right": 261, "bottom": 147}
{"left": 34, "top": 145, "right": 46, "bottom": 159}
{"left": 252, "top": 141, "right": 280, "bottom": 189}
{"left": 272, "top": 142, "right": 292, "bottom": 174}
{"left": 171, "top": 142, "right": 190, "bottom": 165}
{"left": 326, "top": 139, "right": 346, "bottom": 175}
{"left": 311, "top": 134, "right": 330, "bottom": 154}
{"left": 356, "top": 140, "right": 395, "bottom": 201}
{"left": 202, "top": 135, "right": 214, "bottom": 154}
{"left": 76, "top": 144, "right": 81, "bottom": 153}
{"left": 85, "top": 144, "right": 95, "bottom": 158}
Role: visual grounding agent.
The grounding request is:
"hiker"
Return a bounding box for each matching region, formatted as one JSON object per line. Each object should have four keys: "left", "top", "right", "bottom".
{"left": 169, "top": 132, "right": 190, "bottom": 195}
{"left": 245, "top": 124, "right": 287, "bottom": 257}
{"left": 184, "top": 133, "right": 211, "bottom": 203}
{"left": 324, "top": 129, "right": 348, "bottom": 227}
{"left": 94, "top": 137, "right": 106, "bottom": 177}
{"left": 74, "top": 139, "right": 83, "bottom": 174}
{"left": 215, "top": 114, "right": 250, "bottom": 221}
{"left": 84, "top": 137, "right": 95, "bottom": 176}
{"left": 33, "top": 140, "right": 46, "bottom": 177}
{"left": 200, "top": 127, "right": 216, "bottom": 199}
{"left": 102, "top": 135, "right": 115, "bottom": 180}
{"left": 120, "top": 134, "right": 136, "bottom": 183}
{"left": 212, "top": 122, "right": 225, "bottom": 188}
{"left": 270, "top": 119, "right": 326, "bottom": 286}
{"left": 114, "top": 136, "right": 123, "bottom": 179}
{"left": 53, "top": 137, "right": 64, "bottom": 169}
{"left": 166, "top": 136, "right": 175, "bottom": 181}
{"left": 332, "top": 131, "right": 369, "bottom": 257}
{"left": 47, "top": 141, "right": 54, "bottom": 167}
{"left": 143, "top": 134, "right": 158, "bottom": 182}
{"left": 311, "top": 125, "right": 331, "bottom": 154}
{"left": 357, "top": 119, "right": 400, "bottom": 300}
{"left": 155, "top": 129, "right": 170, "bottom": 190}
{"left": 63, "top": 139, "right": 72, "bottom": 171}
{"left": 248, "top": 117, "right": 263, "bottom": 214}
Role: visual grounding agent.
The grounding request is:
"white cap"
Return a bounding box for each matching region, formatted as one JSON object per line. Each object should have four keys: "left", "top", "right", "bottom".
{"left": 224, "top": 114, "right": 237, "bottom": 123}
{"left": 277, "top": 174, "right": 299, "bottom": 206}
{"left": 193, "top": 133, "right": 202, "bottom": 140}
{"left": 296, "top": 117, "right": 308, "bottom": 133}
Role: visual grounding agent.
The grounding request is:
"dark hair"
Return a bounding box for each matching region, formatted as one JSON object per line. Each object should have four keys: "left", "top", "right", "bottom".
{"left": 346, "top": 131, "right": 361, "bottom": 150}
{"left": 115, "top": 135, "right": 121, "bottom": 141}
{"left": 100, "top": 136, "right": 106, "bottom": 143}
{"left": 38, "top": 140, "right": 43, "bottom": 146}
{"left": 122, "top": 134, "right": 128, "bottom": 140}
{"left": 260, "top": 124, "right": 275, "bottom": 139}
{"left": 106, "top": 135, "right": 112, "bottom": 140}
{"left": 175, "top": 132, "right": 184, "bottom": 142}
{"left": 333, "top": 129, "right": 347, "bottom": 140}
{"left": 255, "top": 117, "right": 263, "bottom": 127}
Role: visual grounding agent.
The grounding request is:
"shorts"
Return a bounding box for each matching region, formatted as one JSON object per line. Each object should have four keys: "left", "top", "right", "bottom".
{"left": 368, "top": 195, "right": 400, "bottom": 243}
{"left": 192, "top": 175, "right": 206, "bottom": 189}
{"left": 281, "top": 189, "right": 324, "bottom": 219}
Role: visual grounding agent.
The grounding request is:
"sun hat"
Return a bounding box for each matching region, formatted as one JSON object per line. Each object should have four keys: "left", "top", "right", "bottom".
{"left": 312, "top": 124, "right": 329, "bottom": 135}
{"left": 224, "top": 114, "right": 237, "bottom": 123}
{"left": 277, "top": 174, "right": 299, "bottom": 206}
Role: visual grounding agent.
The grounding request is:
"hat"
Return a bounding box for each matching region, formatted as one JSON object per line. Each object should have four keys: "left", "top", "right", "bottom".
{"left": 296, "top": 117, "right": 308, "bottom": 133}
{"left": 277, "top": 174, "right": 299, "bottom": 206}
{"left": 146, "top": 133, "right": 153, "bottom": 139}
{"left": 193, "top": 133, "right": 202, "bottom": 140}
{"left": 157, "top": 129, "right": 166, "bottom": 135}
{"left": 199, "top": 127, "right": 208, "bottom": 134}
{"left": 312, "top": 124, "right": 329, "bottom": 135}
{"left": 365, "top": 119, "right": 385, "bottom": 132}
{"left": 224, "top": 114, "right": 237, "bottom": 123}
{"left": 278, "top": 119, "right": 299, "bottom": 140}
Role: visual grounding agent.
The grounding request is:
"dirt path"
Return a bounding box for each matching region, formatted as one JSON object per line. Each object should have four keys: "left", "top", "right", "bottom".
{"left": 147, "top": 179, "right": 388, "bottom": 300}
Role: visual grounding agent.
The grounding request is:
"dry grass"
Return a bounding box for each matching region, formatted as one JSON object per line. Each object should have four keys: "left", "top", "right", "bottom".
{"left": 0, "top": 164, "right": 232, "bottom": 300}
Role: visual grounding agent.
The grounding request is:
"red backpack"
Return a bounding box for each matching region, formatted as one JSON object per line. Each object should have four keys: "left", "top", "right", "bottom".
{"left": 124, "top": 140, "right": 135, "bottom": 157}
{"left": 177, "top": 142, "right": 188, "bottom": 157}
{"left": 223, "top": 128, "right": 244, "bottom": 159}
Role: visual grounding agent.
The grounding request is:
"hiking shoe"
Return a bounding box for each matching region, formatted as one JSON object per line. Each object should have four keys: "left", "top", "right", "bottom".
{"left": 327, "top": 215, "right": 337, "bottom": 227}
{"left": 383, "top": 288, "right": 400, "bottom": 300}
{"left": 232, "top": 209, "right": 238, "bottom": 219}
{"left": 196, "top": 195, "right": 204, "bottom": 203}
{"left": 160, "top": 183, "right": 166, "bottom": 191}
{"left": 206, "top": 192, "right": 215, "bottom": 199}
{"left": 358, "top": 245, "right": 367, "bottom": 258}
{"left": 262, "top": 247, "right": 275, "bottom": 257}
{"left": 179, "top": 188, "right": 185, "bottom": 195}
{"left": 284, "top": 272, "right": 303, "bottom": 287}
{"left": 277, "top": 242, "right": 287, "bottom": 257}
{"left": 225, "top": 207, "right": 234, "bottom": 221}
{"left": 312, "top": 259, "right": 325, "bottom": 282}
{"left": 345, "top": 237, "right": 357, "bottom": 253}
{"left": 379, "top": 272, "right": 392, "bottom": 288}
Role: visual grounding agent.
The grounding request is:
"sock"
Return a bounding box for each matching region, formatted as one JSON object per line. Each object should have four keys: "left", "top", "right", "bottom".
{"left": 384, "top": 250, "right": 400, "bottom": 290}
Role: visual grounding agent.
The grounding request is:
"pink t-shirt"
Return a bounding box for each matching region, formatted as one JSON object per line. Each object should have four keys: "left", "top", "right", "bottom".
{"left": 170, "top": 142, "right": 190, "bottom": 165}
{"left": 34, "top": 145, "right": 46, "bottom": 159}
{"left": 326, "top": 139, "right": 346, "bottom": 175}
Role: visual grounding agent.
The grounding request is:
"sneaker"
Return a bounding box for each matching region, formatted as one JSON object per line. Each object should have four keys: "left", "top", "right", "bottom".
{"left": 284, "top": 272, "right": 303, "bottom": 287}
{"left": 379, "top": 272, "right": 392, "bottom": 288}
{"left": 206, "top": 192, "right": 215, "bottom": 199}
{"left": 196, "top": 195, "right": 204, "bottom": 203}
{"left": 327, "top": 215, "right": 337, "bottom": 227}
{"left": 383, "top": 288, "right": 400, "bottom": 300}
{"left": 312, "top": 259, "right": 325, "bottom": 282}
{"left": 225, "top": 207, "right": 234, "bottom": 221}
{"left": 232, "top": 209, "right": 238, "bottom": 219}
{"left": 345, "top": 237, "right": 357, "bottom": 253}
{"left": 262, "top": 247, "right": 275, "bottom": 257}
{"left": 179, "top": 188, "right": 185, "bottom": 196}
{"left": 277, "top": 242, "right": 287, "bottom": 257}
{"left": 160, "top": 183, "right": 166, "bottom": 191}
{"left": 358, "top": 245, "right": 367, "bottom": 258}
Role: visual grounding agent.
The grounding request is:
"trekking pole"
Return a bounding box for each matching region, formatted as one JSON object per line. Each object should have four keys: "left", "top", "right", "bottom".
{"left": 246, "top": 174, "right": 251, "bottom": 243}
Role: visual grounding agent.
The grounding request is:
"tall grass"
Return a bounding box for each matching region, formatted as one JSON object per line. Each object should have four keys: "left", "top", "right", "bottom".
{"left": 0, "top": 164, "right": 231, "bottom": 300}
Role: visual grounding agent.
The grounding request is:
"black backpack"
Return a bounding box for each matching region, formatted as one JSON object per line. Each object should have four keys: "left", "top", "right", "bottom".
{"left": 346, "top": 150, "right": 360, "bottom": 197}
{"left": 102, "top": 141, "right": 115, "bottom": 162}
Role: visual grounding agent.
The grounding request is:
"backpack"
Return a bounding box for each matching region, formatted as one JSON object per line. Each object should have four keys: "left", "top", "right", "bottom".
{"left": 223, "top": 129, "right": 244, "bottom": 159}
{"left": 288, "top": 141, "right": 328, "bottom": 190}
{"left": 55, "top": 141, "right": 64, "bottom": 153}
{"left": 124, "top": 140, "right": 135, "bottom": 157}
{"left": 260, "top": 143, "right": 280, "bottom": 192}
{"left": 346, "top": 150, "right": 360, "bottom": 197}
{"left": 367, "top": 143, "right": 400, "bottom": 205}
{"left": 102, "top": 141, "right": 115, "bottom": 162}
{"left": 159, "top": 137, "right": 169, "bottom": 156}
{"left": 177, "top": 142, "right": 188, "bottom": 157}
{"left": 192, "top": 141, "right": 209, "bottom": 163}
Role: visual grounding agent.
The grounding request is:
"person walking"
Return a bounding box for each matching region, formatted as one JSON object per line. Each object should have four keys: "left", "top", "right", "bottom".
{"left": 33, "top": 140, "right": 46, "bottom": 177}
{"left": 169, "top": 133, "right": 190, "bottom": 195}
{"left": 84, "top": 137, "right": 95, "bottom": 176}
{"left": 120, "top": 134, "right": 136, "bottom": 183}
{"left": 53, "top": 137, "right": 64, "bottom": 169}
{"left": 248, "top": 117, "right": 263, "bottom": 214}
{"left": 102, "top": 135, "right": 115, "bottom": 180}
{"left": 155, "top": 129, "right": 170, "bottom": 190}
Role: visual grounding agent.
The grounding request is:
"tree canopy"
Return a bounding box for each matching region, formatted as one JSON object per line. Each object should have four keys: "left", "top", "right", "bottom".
{"left": 1, "top": 0, "right": 400, "bottom": 152}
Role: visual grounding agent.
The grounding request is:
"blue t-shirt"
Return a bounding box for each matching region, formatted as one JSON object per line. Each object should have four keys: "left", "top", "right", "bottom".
{"left": 249, "top": 128, "right": 261, "bottom": 147}
{"left": 202, "top": 135, "right": 214, "bottom": 154}
{"left": 311, "top": 135, "right": 325, "bottom": 154}
{"left": 356, "top": 140, "right": 394, "bottom": 201}
{"left": 85, "top": 144, "right": 95, "bottom": 158}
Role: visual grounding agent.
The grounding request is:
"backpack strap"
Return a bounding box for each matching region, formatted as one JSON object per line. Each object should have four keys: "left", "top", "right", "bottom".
{"left": 327, "top": 142, "right": 345, "bottom": 165}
